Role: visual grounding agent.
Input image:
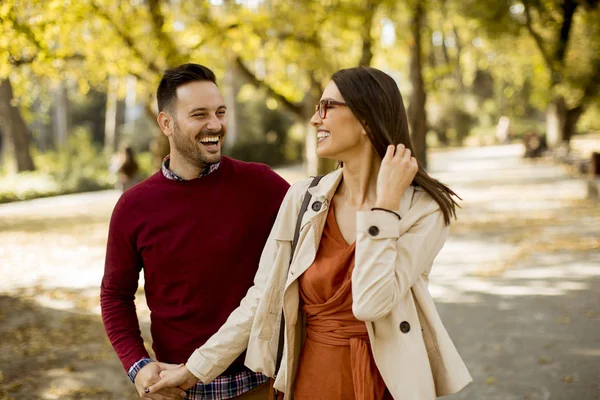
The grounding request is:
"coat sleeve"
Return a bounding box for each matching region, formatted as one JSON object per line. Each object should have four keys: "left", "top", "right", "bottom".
{"left": 186, "top": 180, "right": 309, "bottom": 383}
{"left": 352, "top": 200, "right": 449, "bottom": 322}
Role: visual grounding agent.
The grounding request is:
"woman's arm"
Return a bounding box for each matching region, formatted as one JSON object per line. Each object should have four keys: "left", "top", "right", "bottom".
{"left": 352, "top": 205, "right": 448, "bottom": 321}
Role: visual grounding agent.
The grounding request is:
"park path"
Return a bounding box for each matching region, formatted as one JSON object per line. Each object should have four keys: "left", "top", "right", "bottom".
{"left": 0, "top": 144, "right": 598, "bottom": 399}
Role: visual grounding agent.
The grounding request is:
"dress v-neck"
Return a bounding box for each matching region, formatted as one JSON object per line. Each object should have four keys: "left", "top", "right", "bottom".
{"left": 329, "top": 200, "right": 356, "bottom": 248}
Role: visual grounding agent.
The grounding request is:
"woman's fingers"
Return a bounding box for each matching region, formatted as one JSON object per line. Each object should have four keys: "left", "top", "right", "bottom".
{"left": 395, "top": 143, "right": 405, "bottom": 159}
{"left": 145, "top": 370, "right": 186, "bottom": 397}
{"left": 144, "top": 382, "right": 186, "bottom": 398}
{"left": 157, "top": 362, "right": 184, "bottom": 371}
{"left": 401, "top": 147, "right": 411, "bottom": 163}
{"left": 145, "top": 378, "right": 183, "bottom": 396}
{"left": 384, "top": 144, "right": 395, "bottom": 161}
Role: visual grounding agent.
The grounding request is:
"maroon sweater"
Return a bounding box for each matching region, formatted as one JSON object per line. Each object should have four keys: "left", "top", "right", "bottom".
{"left": 101, "top": 156, "right": 290, "bottom": 374}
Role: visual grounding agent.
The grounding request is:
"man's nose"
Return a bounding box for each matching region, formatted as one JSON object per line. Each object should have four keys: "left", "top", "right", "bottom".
{"left": 206, "top": 114, "right": 222, "bottom": 131}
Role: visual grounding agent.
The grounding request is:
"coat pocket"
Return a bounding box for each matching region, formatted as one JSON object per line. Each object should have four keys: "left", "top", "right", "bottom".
{"left": 414, "top": 296, "right": 441, "bottom": 357}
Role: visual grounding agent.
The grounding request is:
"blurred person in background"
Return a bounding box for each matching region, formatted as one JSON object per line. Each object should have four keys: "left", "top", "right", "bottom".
{"left": 117, "top": 146, "right": 141, "bottom": 191}
{"left": 496, "top": 116, "right": 511, "bottom": 144}
{"left": 147, "top": 67, "right": 471, "bottom": 399}
{"left": 101, "top": 63, "right": 289, "bottom": 400}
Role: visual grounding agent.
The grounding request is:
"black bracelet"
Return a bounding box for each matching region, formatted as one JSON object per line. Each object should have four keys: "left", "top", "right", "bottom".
{"left": 371, "top": 207, "right": 402, "bottom": 220}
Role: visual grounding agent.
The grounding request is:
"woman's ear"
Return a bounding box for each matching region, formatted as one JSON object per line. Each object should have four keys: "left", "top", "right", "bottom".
{"left": 361, "top": 121, "right": 370, "bottom": 135}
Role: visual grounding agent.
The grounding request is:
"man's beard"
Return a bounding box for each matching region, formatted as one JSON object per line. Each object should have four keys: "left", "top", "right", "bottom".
{"left": 172, "top": 122, "right": 225, "bottom": 169}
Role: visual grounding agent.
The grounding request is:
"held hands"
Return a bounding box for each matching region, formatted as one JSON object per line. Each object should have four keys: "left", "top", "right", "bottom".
{"left": 134, "top": 362, "right": 187, "bottom": 399}
{"left": 375, "top": 144, "right": 419, "bottom": 210}
{"left": 145, "top": 365, "right": 199, "bottom": 396}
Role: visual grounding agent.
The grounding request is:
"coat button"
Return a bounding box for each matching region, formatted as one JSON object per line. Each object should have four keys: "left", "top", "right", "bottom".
{"left": 368, "top": 226, "right": 379, "bottom": 236}
{"left": 312, "top": 201, "right": 322, "bottom": 211}
{"left": 399, "top": 321, "right": 410, "bottom": 333}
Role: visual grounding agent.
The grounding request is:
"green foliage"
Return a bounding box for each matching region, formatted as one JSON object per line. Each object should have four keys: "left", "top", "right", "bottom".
{"left": 38, "top": 128, "right": 112, "bottom": 191}
{"left": 430, "top": 96, "right": 476, "bottom": 146}
{"left": 0, "top": 171, "right": 62, "bottom": 203}
{"left": 228, "top": 85, "right": 301, "bottom": 167}
{"left": 0, "top": 128, "right": 112, "bottom": 203}
{"left": 0, "top": 0, "right": 598, "bottom": 189}
{"left": 135, "top": 151, "right": 157, "bottom": 179}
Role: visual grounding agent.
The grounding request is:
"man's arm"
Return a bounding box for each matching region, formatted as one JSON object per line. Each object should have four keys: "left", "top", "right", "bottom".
{"left": 100, "top": 194, "right": 149, "bottom": 370}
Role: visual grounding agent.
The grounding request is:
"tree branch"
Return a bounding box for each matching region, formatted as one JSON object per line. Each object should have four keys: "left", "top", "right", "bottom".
{"left": 555, "top": 0, "right": 578, "bottom": 64}
{"left": 8, "top": 53, "right": 84, "bottom": 67}
{"left": 234, "top": 56, "right": 304, "bottom": 117}
{"left": 576, "top": 57, "right": 600, "bottom": 109}
{"left": 8, "top": 54, "right": 37, "bottom": 66}
{"left": 2, "top": 12, "right": 46, "bottom": 53}
{"left": 189, "top": 23, "right": 239, "bottom": 52}
{"left": 523, "top": 2, "right": 555, "bottom": 77}
{"left": 90, "top": 1, "right": 162, "bottom": 77}
{"left": 146, "top": 0, "right": 181, "bottom": 67}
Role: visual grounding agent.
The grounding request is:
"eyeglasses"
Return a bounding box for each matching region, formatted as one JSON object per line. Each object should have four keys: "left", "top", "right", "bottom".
{"left": 315, "top": 99, "right": 347, "bottom": 119}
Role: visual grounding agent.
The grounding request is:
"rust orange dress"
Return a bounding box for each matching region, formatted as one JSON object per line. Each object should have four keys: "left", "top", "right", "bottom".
{"left": 292, "top": 204, "right": 393, "bottom": 400}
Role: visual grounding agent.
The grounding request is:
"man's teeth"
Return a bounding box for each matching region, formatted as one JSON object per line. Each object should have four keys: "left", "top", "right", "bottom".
{"left": 200, "top": 136, "right": 220, "bottom": 143}
{"left": 317, "top": 131, "right": 331, "bottom": 139}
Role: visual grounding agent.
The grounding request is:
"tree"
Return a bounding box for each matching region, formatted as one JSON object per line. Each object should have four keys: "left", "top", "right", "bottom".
{"left": 407, "top": 0, "right": 428, "bottom": 168}
{"left": 2, "top": 0, "right": 412, "bottom": 175}
{"left": 70, "top": 0, "right": 386, "bottom": 174}
{"left": 456, "top": 0, "right": 600, "bottom": 145}
{"left": 0, "top": 78, "right": 35, "bottom": 171}
{"left": 521, "top": 0, "right": 600, "bottom": 145}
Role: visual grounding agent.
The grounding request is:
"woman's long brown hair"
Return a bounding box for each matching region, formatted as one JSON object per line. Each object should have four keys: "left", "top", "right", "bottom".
{"left": 331, "top": 67, "right": 459, "bottom": 225}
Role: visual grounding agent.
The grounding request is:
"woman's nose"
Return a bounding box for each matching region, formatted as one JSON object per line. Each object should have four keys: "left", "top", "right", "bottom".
{"left": 310, "top": 111, "right": 322, "bottom": 127}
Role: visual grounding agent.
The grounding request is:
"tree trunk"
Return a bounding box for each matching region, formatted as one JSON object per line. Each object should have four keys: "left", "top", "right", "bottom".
{"left": 546, "top": 96, "right": 584, "bottom": 146}
{"left": 563, "top": 106, "right": 583, "bottom": 144}
{"left": 53, "top": 83, "right": 70, "bottom": 149}
{"left": 224, "top": 58, "right": 240, "bottom": 149}
{"left": 124, "top": 75, "right": 137, "bottom": 137}
{"left": 104, "top": 76, "right": 119, "bottom": 154}
{"left": 0, "top": 78, "right": 36, "bottom": 172}
{"left": 358, "top": 0, "right": 376, "bottom": 68}
{"left": 407, "top": 1, "right": 428, "bottom": 169}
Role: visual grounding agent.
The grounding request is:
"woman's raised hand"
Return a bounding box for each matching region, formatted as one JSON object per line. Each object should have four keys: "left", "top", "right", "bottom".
{"left": 375, "top": 144, "right": 418, "bottom": 210}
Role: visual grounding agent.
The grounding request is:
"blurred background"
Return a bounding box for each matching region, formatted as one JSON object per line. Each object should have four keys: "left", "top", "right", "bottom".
{"left": 0, "top": 0, "right": 599, "bottom": 399}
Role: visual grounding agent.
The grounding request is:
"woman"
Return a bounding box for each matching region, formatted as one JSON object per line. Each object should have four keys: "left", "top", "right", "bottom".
{"left": 147, "top": 67, "right": 472, "bottom": 399}
{"left": 117, "top": 146, "right": 140, "bottom": 191}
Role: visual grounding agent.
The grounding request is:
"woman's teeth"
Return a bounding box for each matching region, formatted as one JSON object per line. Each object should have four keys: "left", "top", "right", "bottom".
{"left": 317, "top": 131, "right": 331, "bottom": 139}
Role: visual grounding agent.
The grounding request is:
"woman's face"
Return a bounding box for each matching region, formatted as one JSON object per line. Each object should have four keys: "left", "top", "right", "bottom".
{"left": 310, "top": 81, "right": 369, "bottom": 161}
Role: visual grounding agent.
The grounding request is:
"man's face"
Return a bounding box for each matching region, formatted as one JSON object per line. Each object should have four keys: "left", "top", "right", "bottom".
{"left": 167, "top": 81, "right": 227, "bottom": 168}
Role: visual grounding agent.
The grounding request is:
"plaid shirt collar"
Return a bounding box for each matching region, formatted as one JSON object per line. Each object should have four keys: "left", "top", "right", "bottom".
{"left": 161, "top": 155, "right": 220, "bottom": 181}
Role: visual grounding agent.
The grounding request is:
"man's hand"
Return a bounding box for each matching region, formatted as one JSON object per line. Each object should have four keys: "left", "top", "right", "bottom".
{"left": 134, "top": 362, "right": 187, "bottom": 399}
{"left": 145, "top": 365, "right": 199, "bottom": 395}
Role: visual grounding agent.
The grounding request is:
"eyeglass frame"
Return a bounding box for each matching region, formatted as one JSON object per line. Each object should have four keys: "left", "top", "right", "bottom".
{"left": 315, "top": 99, "right": 347, "bottom": 119}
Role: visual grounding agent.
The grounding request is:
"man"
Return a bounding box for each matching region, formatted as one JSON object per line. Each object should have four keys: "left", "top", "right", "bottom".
{"left": 101, "top": 63, "right": 290, "bottom": 400}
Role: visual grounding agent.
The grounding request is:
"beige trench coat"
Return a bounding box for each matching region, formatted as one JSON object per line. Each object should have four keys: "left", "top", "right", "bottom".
{"left": 186, "top": 169, "right": 472, "bottom": 399}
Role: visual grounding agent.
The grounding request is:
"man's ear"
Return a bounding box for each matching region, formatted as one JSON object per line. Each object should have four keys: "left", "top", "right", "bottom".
{"left": 157, "top": 111, "right": 173, "bottom": 137}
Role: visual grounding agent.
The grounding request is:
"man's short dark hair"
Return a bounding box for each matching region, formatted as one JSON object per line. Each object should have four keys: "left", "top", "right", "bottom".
{"left": 157, "top": 63, "right": 217, "bottom": 112}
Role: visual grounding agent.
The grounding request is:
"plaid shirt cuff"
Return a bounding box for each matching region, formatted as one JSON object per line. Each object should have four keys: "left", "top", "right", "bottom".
{"left": 128, "top": 358, "right": 154, "bottom": 383}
